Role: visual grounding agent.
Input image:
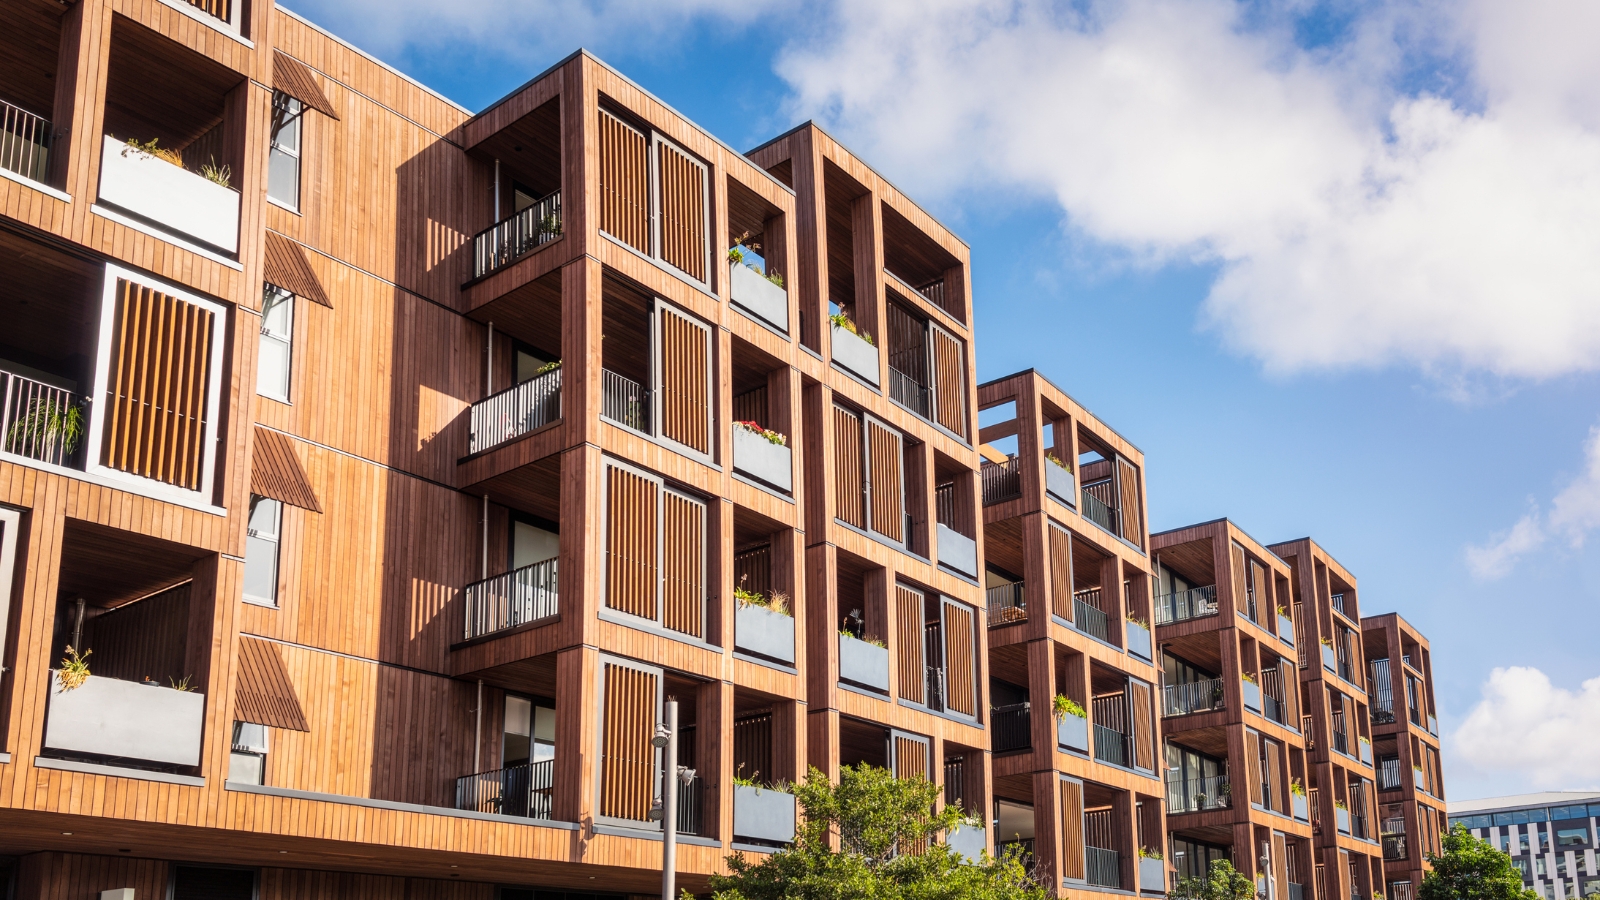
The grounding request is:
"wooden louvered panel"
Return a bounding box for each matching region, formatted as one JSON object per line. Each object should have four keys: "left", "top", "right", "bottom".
{"left": 866, "top": 418, "right": 904, "bottom": 541}
{"left": 1117, "top": 457, "right": 1142, "bottom": 545}
{"left": 1272, "top": 832, "right": 1289, "bottom": 898}
{"left": 896, "top": 585, "right": 925, "bottom": 703}
{"left": 1265, "top": 738, "right": 1284, "bottom": 812}
{"left": 606, "top": 464, "right": 658, "bottom": 620}
{"left": 598, "top": 110, "right": 649, "bottom": 253}
{"left": 657, "top": 139, "right": 707, "bottom": 282}
{"left": 600, "top": 662, "right": 657, "bottom": 821}
{"left": 833, "top": 406, "right": 865, "bottom": 528}
{"left": 1246, "top": 731, "right": 1263, "bottom": 806}
{"left": 1231, "top": 542, "right": 1250, "bottom": 615}
{"left": 943, "top": 600, "right": 977, "bottom": 717}
{"left": 893, "top": 733, "right": 928, "bottom": 781}
{"left": 661, "top": 490, "right": 705, "bottom": 638}
{"left": 235, "top": 636, "right": 309, "bottom": 731}
{"left": 101, "top": 279, "right": 215, "bottom": 490}
{"left": 1050, "top": 523, "right": 1074, "bottom": 622}
{"left": 929, "top": 324, "right": 966, "bottom": 437}
{"left": 186, "top": 0, "right": 229, "bottom": 23}
{"left": 658, "top": 305, "right": 710, "bottom": 453}
{"left": 1129, "top": 680, "right": 1153, "bottom": 770}
{"left": 1060, "top": 779, "right": 1086, "bottom": 880}
{"left": 1251, "top": 561, "right": 1269, "bottom": 614}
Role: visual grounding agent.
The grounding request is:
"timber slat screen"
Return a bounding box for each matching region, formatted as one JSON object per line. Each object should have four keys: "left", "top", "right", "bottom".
{"left": 658, "top": 306, "right": 711, "bottom": 454}
{"left": 1116, "top": 457, "right": 1142, "bottom": 545}
{"left": 1060, "top": 778, "right": 1086, "bottom": 880}
{"left": 929, "top": 325, "right": 967, "bottom": 438}
{"left": 599, "top": 109, "right": 649, "bottom": 253}
{"left": 1129, "top": 680, "right": 1154, "bottom": 770}
{"left": 1050, "top": 524, "right": 1074, "bottom": 622}
{"left": 600, "top": 661, "right": 658, "bottom": 822}
{"left": 866, "top": 418, "right": 904, "bottom": 542}
{"left": 102, "top": 279, "right": 215, "bottom": 491}
{"left": 661, "top": 490, "right": 706, "bottom": 638}
{"left": 896, "top": 585, "right": 925, "bottom": 704}
{"left": 657, "top": 140, "right": 708, "bottom": 282}
{"left": 942, "top": 600, "right": 977, "bottom": 717}
{"left": 833, "top": 406, "right": 865, "bottom": 528}
{"left": 606, "top": 464, "right": 658, "bottom": 621}
{"left": 185, "top": 0, "right": 230, "bottom": 23}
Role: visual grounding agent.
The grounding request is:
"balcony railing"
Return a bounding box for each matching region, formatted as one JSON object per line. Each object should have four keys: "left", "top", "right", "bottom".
{"left": 925, "top": 664, "right": 947, "bottom": 712}
{"left": 1094, "top": 724, "right": 1128, "bottom": 767}
{"left": 1288, "top": 884, "right": 1305, "bottom": 900}
{"left": 1163, "top": 677, "right": 1225, "bottom": 717}
{"left": 1166, "top": 774, "right": 1231, "bottom": 813}
{"left": 1081, "top": 480, "right": 1118, "bottom": 533}
{"left": 455, "top": 760, "right": 554, "bottom": 819}
{"left": 981, "top": 457, "right": 1021, "bottom": 505}
{"left": 1308, "top": 788, "right": 1321, "bottom": 832}
{"left": 1377, "top": 757, "right": 1402, "bottom": 790}
{"left": 987, "top": 581, "right": 1027, "bottom": 627}
{"left": 1074, "top": 593, "right": 1110, "bottom": 642}
{"left": 1263, "top": 692, "right": 1287, "bottom": 725}
{"left": 1154, "top": 584, "right": 1218, "bottom": 625}
{"left": 678, "top": 776, "right": 705, "bottom": 836}
{"left": 1302, "top": 715, "right": 1315, "bottom": 750}
{"left": 468, "top": 367, "right": 561, "bottom": 454}
{"left": 991, "top": 702, "right": 1032, "bottom": 753}
{"left": 1086, "top": 846, "right": 1121, "bottom": 888}
{"left": 1370, "top": 688, "right": 1395, "bottom": 725}
{"left": 1391, "top": 882, "right": 1415, "bottom": 900}
{"left": 1, "top": 368, "right": 84, "bottom": 469}
{"left": 473, "top": 191, "right": 562, "bottom": 277}
{"left": 997, "top": 838, "right": 1036, "bottom": 872}
{"left": 1, "top": 99, "right": 51, "bottom": 184}
{"left": 888, "top": 365, "right": 930, "bottom": 419}
{"left": 601, "top": 368, "right": 651, "bottom": 433}
{"left": 1331, "top": 592, "right": 1346, "bottom": 615}
{"left": 463, "top": 557, "right": 558, "bottom": 640}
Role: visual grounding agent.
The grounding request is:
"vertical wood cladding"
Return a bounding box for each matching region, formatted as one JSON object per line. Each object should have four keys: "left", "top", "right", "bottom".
{"left": 81, "top": 582, "right": 190, "bottom": 684}
{"left": 733, "top": 713, "right": 773, "bottom": 785}
{"left": 1116, "top": 457, "right": 1142, "bottom": 545}
{"left": 896, "top": 584, "right": 925, "bottom": 704}
{"left": 661, "top": 490, "right": 705, "bottom": 639}
{"left": 606, "top": 464, "right": 658, "bottom": 621}
{"left": 600, "top": 660, "right": 658, "bottom": 822}
{"left": 598, "top": 109, "right": 649, "bottom": 253}
{"left": 929, "top": 324, "right": 966, "bottom": 438}
{"left": 833, "top": 406, "right": 865, "bottom": 528}
{"left": 1129, "top": 679, "right": 1153, "bottom": 770}
{"left": 658, "top": 305, "right": 711, "bottom": 454}
{"left": 1049, "top": 523, "right": 1074, "bottom": 622}
{"left": 102, "top": 278, "right": 214, "bottom": 490}
{"left": 1246, "top": 730, "right": 1264, "bottom": 806}
{"left": 1060, "top": 778, "right": 1086, "bottom": 879}
{"left": 942, "top": 599, "right": 976, "bottom": 717}
{"left": 657, "top": 139, "right": 707, "bottom": 282}
{"left": 1265, "top": 738, "right": 1284, "bottom": 812}
{"left": 866, "top": 418, "right": 903, "bottom": 541}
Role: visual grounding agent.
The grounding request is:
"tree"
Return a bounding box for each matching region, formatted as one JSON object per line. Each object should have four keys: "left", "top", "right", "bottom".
{"left": 700, "top": 763, "right": 1049, "bottom": 900}
{"left": 1170, "top": 859, "right": 1258, "bottom": 900}
{"left": 1420, "top": 823, "right": 1539, "bottom": 900}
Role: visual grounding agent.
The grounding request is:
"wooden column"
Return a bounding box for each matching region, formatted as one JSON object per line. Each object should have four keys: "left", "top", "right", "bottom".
{"left": 552, "top": 645, "right": 596, "bottom": 826}
{"left": 697, "top": 679, "right": 729, "bottom": 841}
{"left": 772, "top": 698, "right": 807, "bottom": 786}
{"left": 1027, "top": 637, "right": 1057, "bottom": 772}
{"left": 52, "top": 0, "right": 111, "bottom": 204}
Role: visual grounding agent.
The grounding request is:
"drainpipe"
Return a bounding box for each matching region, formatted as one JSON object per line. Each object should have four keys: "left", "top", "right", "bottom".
{"left": 493, "top": 159, "right": 501, "bottom": 222}
{"left": 482, "top": 494, "right": 489, "bottom": 581}
{"left": 71, "top": 597, "right": 86, "bottom": 650}
{"left": 486, "top": 321, "right": 494, "bottom": 396}
{"left": 474, "top": 678, "right": 484, "bottom": 773}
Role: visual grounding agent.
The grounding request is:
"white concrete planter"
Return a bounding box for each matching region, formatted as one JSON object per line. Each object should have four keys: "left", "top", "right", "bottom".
{"left": 839, "top": 634, "right": 889, "bottom": 692}
{"left": 1045, "top": 460, "right": 1075, "bottom": 506}
{"left": 1292, "top": 792, "right": 1309, "bottom": 820}
{"left": 830, "top": 322, "right": 880, "bottom": 386}
{"left": 99, "top": 136, "right": 240, "bottom": 253}
{"left": 1335, "top": 806, "right": 1350, "bottom": 834}
{"left": 1057, "top": 713, "right": 1089, "bottom": 753}
{"left": 1322, "top": 643, "right": 1337, "bottom": 671}
{"left": 733, "top": 427, "right": 792, "bottom": 492}
{"left": 1278, "top": 614, "right": 1295, "bottom": 644}
{"left": 948, "top": 823, "right": 987, "bottom": 864}
{"left": 1241, "top": 679, "right": 1261, "bottom": 713}
{"left": 735, "top": 602, "right": 795, "bottom": 665}
{"left": 44, "top": 671, "right": 205, "bottom": 767}
{"left": 1126, "top": 621, "right": 1152, "bottom": 660}
{"left": 733, "top": 784, "right": 796, "bottom": 843}
{"left": 1140, "top": 857, "right": 1167, "bottom": 892}
{"left": 730, "top": 263, "right": 789, "bottom": 332}
{"left": 1359, "top": 738, "right": 1372, "bottom": 765}
{"left": 937, "top": 523, "right": 977, "bottom": 578}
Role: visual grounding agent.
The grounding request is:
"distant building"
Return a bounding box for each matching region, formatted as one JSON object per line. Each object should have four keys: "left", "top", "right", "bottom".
{"left": 1449, "top": 792, "right": 1600, "bottom": 899}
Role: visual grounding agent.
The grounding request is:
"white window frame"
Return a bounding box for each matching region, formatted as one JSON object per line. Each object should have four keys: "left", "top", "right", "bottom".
{"left": 268, "top": 90, "right": 304, "bottom": 212}
{"left": 0, "top": 506, "right": 19, "bottom": 688}
{"left": 86, "top": 263, "right": 228, "bottom": 505}
{"left": 229, "top": 721, "right": 269, "bottom": 785}
{"left": 243, "top": 494, "right": 282, "bottom": 607}
{"left": 257, "top": 284, "right": 294, "bottom": 402}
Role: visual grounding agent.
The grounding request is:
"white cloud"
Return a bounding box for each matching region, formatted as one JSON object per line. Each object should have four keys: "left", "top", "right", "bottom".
{"left": 1453, "top": 667, "right": 1600, "bottom": 790}
{"left": 1468, "top": 424, "right": 1600, "bottom": 577}
{"left": 775, "top": 0, "right": 1600, "bottom": 379}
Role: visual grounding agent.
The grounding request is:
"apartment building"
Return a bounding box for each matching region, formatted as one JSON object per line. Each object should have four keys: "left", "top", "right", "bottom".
{"left": 1361, "top": 614, "right": 1446, "bottom": 900}
{"left": 974, "top": 370, "right": 1169, "bottom": 896}
{"left": 1450, "top": 793, "right": 1600, "bottom": 900}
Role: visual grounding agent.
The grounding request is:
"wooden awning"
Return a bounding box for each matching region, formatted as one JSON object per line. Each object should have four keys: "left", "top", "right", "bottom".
{"left": 272, "top": 51, "right": 338, "bottom": 120}
{"left": 263, "top": 232, "right": 331, "bottom": 308}
{"left": 250, "top": 426, "right": 322, "bottom": 513}
{"left": 234, "top": 636, "right": 309, "bottom": 732}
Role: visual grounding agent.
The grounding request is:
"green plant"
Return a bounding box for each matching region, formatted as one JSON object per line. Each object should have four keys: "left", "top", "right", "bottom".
{"left": 57, "top": 646, "right": 91, "bottom": 691}
{"left": 732, "top": 763, "right": 761, "bottom": 789}
{"left": 1044, "top": 452, "right": 1070, "bottom": 471}
{"left": 1277, "top": 605, "right": 1290, "bottom": 618}
{"left": 535, "top": 358, "right": 562, "bottom": 375}
{"left": 539, "top": 212, "right": 561, "bottom": 236}
{"left": 1053, "top": 693, "right": 1086, "bottom": 720}
{"left": 1334, "top": 799, "right": 1349, "bottom": 811}
{"left": 6, "top": 397, "right": 85, "bottom": 455}
{"left": 829, "top": 311, "right": 875, "bottom": 346}
{"left": 169, "top": 674, "right": 195, "bottom": 692}
{"left": 198, "top": 156, "right": 232, "bottom": 187}
{"left": 1290, "top": 778, "right": 1305, "bottom": 797}
{"left": 121, "top": 137, "right": 184, "bottom": 166}
{"left": 735, "top": 576, "right": 792, "bottom": 617}
{"left": 1139, "top": 847, "right": 1164, "bottom": 860}
{"left": 1171, "top": 859, "right": 1257, "bottom": 900}
{"left": 1419, "top": 823, "right": 1540, "bottom": 900}
{"left": 764, "top": 270, "right": 785, "bottom": 289}
{"left": 1126, "top": 614, "right": 1150, "bottom": 629}
{"left": 1321, "top": 636, "right": 1333, "bottom": 647}
{"left": 1241, "top": 671, "right": 1258, "bottom": 685}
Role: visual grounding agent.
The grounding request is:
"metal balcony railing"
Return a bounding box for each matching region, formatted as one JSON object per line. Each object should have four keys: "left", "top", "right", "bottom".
{"left": 888, "top": 365, "right": 930, "bottom": 419}
{"left": 1162, "top": 677, "right": 1225, "bottom": 717}
{"left": 473, "top": 190, "right": 562, "bottom": 277}
{"left": 981, "top": 456, "right": 1021, "bottom": 505}
{"left": 1288, "top": 884, "right": 1305, "bottom": 900}
{"left": 998, "top": 838, "right": 1036, "bottom": 872}
{"left": 1080, "top": 481, "right": 1118, "bottom": 533}
{"left": 990, "top": 702, "right": 1032, "bottom": 753}
{"left": 1303, "top": 715, "right": 1316, "bottom": 750}
{"left": 1391, "top": 883, "right": 1414, "bottom": 900}
{"left": 1370, "top": 689, "right": 1395, "bottom": 725}
{"left": 1331, "top": 592, "right": 1346, "bottom": 615}
{"left": 678, "top": 777, "right": 704, "bottom": 835}
{"left": 1074, "top": 593, "right": 1110, "bottom": 642}
{"left": 1166, "top": 774, "right": 1231, "bottom": 813}
{"left": 1263, "top": 692, "right": 1287, "bottom": 725}
{"left": 1, "top": 368, "right": 83, "bottom": 469}
{"left": 986, "top": 581, "right": 1026, "bottom": 627}
{"left": 463, "top": 557, "right": 558, "bottom": 640}
{"left": 1377, "top": 757, "right": 1402, "bottom": 790}
{"left": 455, "top": 760, "right": 554, "bottom": 819}
{"left": 1094, "top": 724, "right": 1128, "bottom": 767}
{"left": 1, "top": 99, "right": 51, "bottom": 184}
{"left": 601, "top": 368, "right": 651, "bottom": 433}
{"left": 1086, "top": 846, "right": 1121, "bottom": 888}
{"left": 1154, "top": 584, "right": 1218, "bottom": 625}
{"left": 468, "top": 367, "right": 561, "bottom": 454}
{"left": 925, "top": 664, "right": 947, "bottom": 712}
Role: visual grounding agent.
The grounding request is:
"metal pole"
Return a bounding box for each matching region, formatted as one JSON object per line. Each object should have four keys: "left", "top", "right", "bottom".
{"left": 474, "top": 679, "right": 484, "bottom": 772}
{"left": 494, "top": 159, "right": 501, "bottom": 221}
{"left": 481, "top": 494, "right": 489, "bottom": 580}
{"left": 486, "top": 321, "right": 494, "bottom": 396}
{"left": 661, "top": 700, "right": 678, "bottom": 900}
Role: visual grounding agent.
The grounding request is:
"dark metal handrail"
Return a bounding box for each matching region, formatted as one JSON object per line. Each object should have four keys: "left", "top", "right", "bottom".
{"left": 455, "top": 760, "right": 554, "bottom": 819}
{"left": 1166, "top": 774, "right": 1231, "bottom": 813}
{"left": 474, "top": 190, "right": 562, "bottom": 277}
{"left": 888, "top": 365, "right": 930, "bottom": 418}
{"left": 469, "top": 367, "right": 561, "bottom": 454}
{"left": 464, "top": 557, "right": 558, "bottom": 639}
{"left": 1154, "top": 584, "right": 1218, "bottom": 624}
{"left": 1086, "top": 845, "right": 1121, "bottom": 888}
{"left": 991, "top": 702, "right": 1032, "bottom": 753}
{"left": 1081, "top": 479, "right": 1119, "bottom": 533}
{"left": 1162, "top": 677, "right": 1225, "bottom": 717}
{"left": 981, "top": 457, "right": 1021, "bottom": 505}
{"left": 1074, "top": 595, "right": 1110, "bottom": 642}
{"left": 601, "top": 368, "right": 651, "bottom": 433}
{"left": 986, "top": 582, "right": 1026, "bottom": 627}
{"left": 678, "top": 777, "right": 704, "bottom": 835}
{"left": 1093, "top": 723, "right": 1127, "bottom": 767}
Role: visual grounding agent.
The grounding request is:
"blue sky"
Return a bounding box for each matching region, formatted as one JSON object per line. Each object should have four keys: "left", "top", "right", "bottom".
{"left": 286, "top": 0, "right": 1600, "bottom": 800}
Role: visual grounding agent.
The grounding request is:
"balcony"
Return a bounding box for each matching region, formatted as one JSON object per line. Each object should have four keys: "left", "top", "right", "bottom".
{"left": 1370, "top": 687, "right": 1395, "bottom": 725}
{"left": 980, "top": 456, "right": 1021, "bottom": 505}
{"left": 1331, "top": 592, "right": 1346, "bottom": 616}
{"left": 1094, "top": 723, "right": 1130, "bottom": 767}
{"left": 1081, "top": 479, "right": 1119, "bottom": 533}
{"left": 1162, "top": 677, "right": 1225, "bottom": 717}
{"left": 455, "top": 760, "right": 554, "bottom": 820}
{"left": 1, "top": 368, "right": 84, "bottom": 470}
{"left": 43, "top": 671, "right": 205, "bottom": 768}
{"left": 1377, "top": 757, "right": 1402, "bottom": 790}
{"left": 463, "top": 557, "right": 558, "bottom": 640}
{"left": 732, "top": 423, "right": 793, "bottom": 492}
{"left": 998, "top": 838, "right": 1037, "bottom": 872}
{"left": 468, "top": 367, "right": 561, "bottom": 454}
{"left": 1, "top": 98, "right": 51, "bottom": 185}
{"left": 888, "top": 364, "right": 930, "bottom": 418}
{"left": 1166, "top": 774, "right": 1231, "bottom": 813}
{"left": 1075, "top": 590, "right": 1111, "bottom": 642}
{"left": 601, "top": 368, "right": 651, "bottom": 433}
{"left": 733, "top": 783, "right": 796, "bottom": 844}
{"left": 99, "top": 136, "right": 240, "bottom": 254}
{"left": 991, "top": 702, "right": 1032, "bottom": 753}
{"left": 1087, "top": 845, "right": 1122, "bottom": 889}
{"left": 473, "top": 191, "right": 562, "bottom": 278}
{"left": 730, "top": 261, "right": 789, "bottom": 332}
{"left": 1154, "top": 584, "right": 1218, "bottom": 625}
{"left": 677, "top": 777, "right": 706, "bottom": 836}
{"left": 986, "top": 580, "right": 1026, "bottom": 627}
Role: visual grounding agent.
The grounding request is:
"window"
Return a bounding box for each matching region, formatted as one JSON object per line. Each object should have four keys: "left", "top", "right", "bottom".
{"left": 1559, "top": 829, "right": 1588, "bottom": 847}
{"left": 503, "top": 694, "right": 556, "bottom": 765}
{"left": 268, "top": 91, "right": 304, "bottom": 210}
{"left": 172, "top": 866, "right": 255, "bottom": 900}
{"left": 228, "top": 721, "right": 268, "bottom": 784}
{"left": 243, "top": 495, "right": 282, "bottom": 606}
{"left": 258, "top": 285, "right": 293, "bottom": 401}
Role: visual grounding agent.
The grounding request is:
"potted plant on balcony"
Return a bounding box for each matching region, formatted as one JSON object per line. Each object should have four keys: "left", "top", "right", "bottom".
{"left": 829, "top": 310, "right": 879, "bottom": 385}
{"left": 728, "top": 240, "right": 789, "bottom": 331}
{"left": 1138, "top": 847, "right": 1167, "bottom": 892}
{"left": 1277, "top": 605, "right": 1295, "bottom": 644}
{"left": 6, "top": 395, "right": 86, "bottom": 463}
{"left": 1125, "top": 613, "right": 1152, "bottom": 660}
{"left": 1240, "top": 672, "right": 1261, "bottom": 713}
{"left": 1044, "top": 452, "right": 1075, "bottom": 505}
{"left": 731, "top": 766, "right": 797, "bottom": 844}
{"left": 1321, "top": 636, "right": 1337, "bottom": 671}
{"left": 1358, "top": 735, "right": 1373, "bottom": 765}
{"left": 1290, "top": 778, "right": 1309, "bottom": 820}
{"left": 46, "top": 646, "right": 206, "bottom": 768}
{"left": 100, "top": 135, "right": 241, "bottom": 253}
{"left": 838, "top": 625, "right": 889, "bottom": 693}
{"left": 1055, "top": 694, "right": 1089, "bottom": 753}
{"left": 732, "top": 420, "right": 792, "bottom": 492}
{"left": 1334, "top": 799, "right": 1351, "bottom": 834}
{"left": 734, "top": 578, "right": 795, "bottom": 665}
{"left": 946, "top": 814, "right": 987, "bottom": 863}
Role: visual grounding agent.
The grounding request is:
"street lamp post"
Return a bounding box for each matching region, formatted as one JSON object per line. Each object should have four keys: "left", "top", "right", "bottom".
{"left": 649, "top": 700, "right": 695, "bottom": 900}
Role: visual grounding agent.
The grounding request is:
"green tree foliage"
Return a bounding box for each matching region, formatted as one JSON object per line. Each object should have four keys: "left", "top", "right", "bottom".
{"left": 1169, "top": 859, "right": 1258, "bottom": 900}
{"left": 701, "top": 763, "right": 1048, "bottom": 900}
{"left": 1420, "top": 823, "right": 1540, "bottom": 900}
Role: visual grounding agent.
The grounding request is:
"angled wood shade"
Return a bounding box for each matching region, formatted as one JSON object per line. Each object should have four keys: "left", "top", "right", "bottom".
{"left": 263, "top": 232, "right": 331, "bottom": 308}
{"left": 250, "top": 426, "right": 322, "bottom": 512}
{"left": 234, "top": 636, "right": 309, "bottom": 732}
{"left": 272, "top": 51, "right": 339, "bottom": 119}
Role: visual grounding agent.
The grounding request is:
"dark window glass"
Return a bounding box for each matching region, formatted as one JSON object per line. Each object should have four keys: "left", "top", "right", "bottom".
{"left": 172, "top": 865, "right": 255, "bottom": 900}
{"left": 1558, "top": 829, "right": 1587, "bottom": 847}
